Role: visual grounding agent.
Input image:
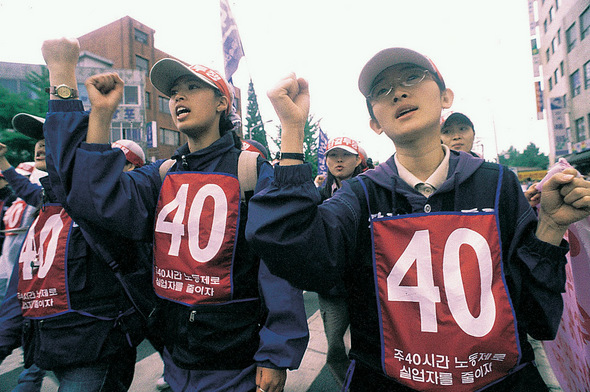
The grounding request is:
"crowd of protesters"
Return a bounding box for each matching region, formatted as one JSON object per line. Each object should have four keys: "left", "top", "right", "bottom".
{"left": 0, "top": 36, "right": 589, "bottom": 392}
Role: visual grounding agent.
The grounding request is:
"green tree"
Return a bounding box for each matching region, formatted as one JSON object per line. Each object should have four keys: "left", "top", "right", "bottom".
{"left": 244, "top": 79, "right": 269, "bottom": 152}
{"left": 271, "top": 114, "right": 321, "bottom": 176}
{"left": 0, "top": 67, "right": 49, "bottom": 166}
{"left": 498, "top": 142, "right": 549, "bottom": 169}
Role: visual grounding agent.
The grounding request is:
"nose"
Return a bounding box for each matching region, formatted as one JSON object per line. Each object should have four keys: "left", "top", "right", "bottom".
{"left": 392, "top": 92, "right": 408, "bottom": 103}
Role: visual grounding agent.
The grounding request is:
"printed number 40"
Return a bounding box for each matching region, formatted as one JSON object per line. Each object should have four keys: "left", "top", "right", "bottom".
{"left": 155, "top": 183, "right": 228, "bottom": 263}
{"left": 387, "top": 229, "right": 496, "bottom": 337}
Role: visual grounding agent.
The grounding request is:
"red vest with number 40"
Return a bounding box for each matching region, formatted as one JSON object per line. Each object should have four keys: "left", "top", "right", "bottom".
{"left": 360, "top": 169, "right": 520, "bottom": 391}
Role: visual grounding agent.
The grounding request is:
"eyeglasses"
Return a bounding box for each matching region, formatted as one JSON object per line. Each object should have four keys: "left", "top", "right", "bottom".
{"left": 367, "top": 69, "right": 430, "bottom": 103}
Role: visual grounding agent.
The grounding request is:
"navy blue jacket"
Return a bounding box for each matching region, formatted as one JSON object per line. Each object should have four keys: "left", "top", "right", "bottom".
{"left": 43, "top": 100, "right": 308, "bottom": 372}
{"left": 246, "top": 151, "right": 568, "bottom": 390}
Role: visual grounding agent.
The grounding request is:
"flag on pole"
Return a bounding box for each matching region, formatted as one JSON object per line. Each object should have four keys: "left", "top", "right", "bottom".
{"left": 317, "top": 127, "right": 328, "bottom": 176}
{"left": 220, "top": 0, "right": 245, "bottom": 82}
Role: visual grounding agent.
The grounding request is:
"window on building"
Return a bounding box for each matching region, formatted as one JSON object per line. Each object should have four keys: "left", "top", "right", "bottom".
{"left": 549, "top": 6, "right": 554, "bottom": 22}
{"left": 546, "top": 48, "right": 551, "bottom": 62}
{"left": 584, "top": 60, "right": 590, "bottom": 89}
{"left": 158, "top": 96, "right": 170, "bottom": 114}
{"left": 560, "top": 61, "right": 564, "bottom": 77}
{"left": 134, "top": 28, "right": 149, "bottom": 44}
{"left": 566, "top": 23, "right": 577, "bottom": 52}
{"left": 571, "top": 69, "right": 581, "bottom": 97}
{"left": 160, "top": 128, "right": 180, "bottom": 146}
{"left": 124, "top": 85, "right": 139, "bottom": 105}
{"left": 557, "top": 28, "right": 561, "bottom": 44}
{"left": 544, "top": 19, "right": 548, "bottom": 33}
{"left": 548, "top": 76, "right": 553, "bottom": 91}
{"left": 554, "top": 68, "right": 559, "bottom": 84}
{"left": 581, "top": 6, "right": 590, "bottom": 40}
{"left": 576, "top": 118, "right": 587, "bottom": 141}
{"left": 135, "top": 55, "right": 149, "bottom": 74}
{"left": 551, "top": 38, "right": 556, "bottom": 53}
{"left": 145, "top": 91, "right": 151, "bottom": 109}
{"left": 556, "top": 0, "right": 560, "bottom": 10}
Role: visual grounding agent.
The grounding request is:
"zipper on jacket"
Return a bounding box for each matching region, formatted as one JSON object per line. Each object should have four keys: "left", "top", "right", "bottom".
{"left": 189, "top": 310, "right": 196, "bottom": 322}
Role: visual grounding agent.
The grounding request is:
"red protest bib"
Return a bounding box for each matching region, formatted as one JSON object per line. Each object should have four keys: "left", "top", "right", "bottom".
{"left": 372, "top": 213, "right": 520, "bottom": 391}
{"left": 154, "top": 172, "right": 240, "bottom": 305}
{"left": 17, "top": 205, "right": 73, "bottom": 318}
{"left": 3, "top": 199, "right": 28, "bottom": 236}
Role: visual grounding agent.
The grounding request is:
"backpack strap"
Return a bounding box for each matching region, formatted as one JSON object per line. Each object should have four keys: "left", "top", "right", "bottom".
{"left": 238, "top": 150, "right": 259, "bottom": 202}
{"left": 159, "top": 159, "right": 176, "bottom": 182}
{"left": 158, "top": 152, "right": 259, "bottom": 202}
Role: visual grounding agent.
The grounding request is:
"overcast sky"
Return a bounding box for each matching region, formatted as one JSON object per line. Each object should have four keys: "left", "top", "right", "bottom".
{"left": 0, "top": 0, "right": 547, "bottom": 163}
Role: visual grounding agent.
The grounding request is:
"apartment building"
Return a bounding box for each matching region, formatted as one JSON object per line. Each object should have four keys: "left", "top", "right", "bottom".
{"left": 530, "top": 0, "right": 590, "bottom": 172}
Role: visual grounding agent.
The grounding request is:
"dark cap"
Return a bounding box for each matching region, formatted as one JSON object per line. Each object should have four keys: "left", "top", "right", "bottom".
{"left": 441, "top": 112, "right": 474, "bottom": 131}
{"left": 358, "top": 47, "right": 446, "bottom": 97}
{"left": 11, "top": 113, "right": 45, "bottom": 140}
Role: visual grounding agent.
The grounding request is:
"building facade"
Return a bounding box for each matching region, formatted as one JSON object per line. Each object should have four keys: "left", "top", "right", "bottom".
{"left": 0, "top": 15, "right": 242, "bottom": 162}
{"left": 529, "top": 0, "right": 590, "bottom": 172}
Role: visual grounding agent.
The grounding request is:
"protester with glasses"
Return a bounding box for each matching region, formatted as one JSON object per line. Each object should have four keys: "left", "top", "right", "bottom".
{"left": 246, "top": 47, "right": 590, "bottom": 391}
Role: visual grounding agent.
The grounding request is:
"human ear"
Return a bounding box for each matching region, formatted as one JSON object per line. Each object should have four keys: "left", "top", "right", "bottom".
{"left": 441, "top": 88, "right": 454, "bottom": 110}
{"left": 217, "top": 95, "right": 229, "bottom": 113}
{"left": 370, "top": 118, "right": 383, "bottom": 135}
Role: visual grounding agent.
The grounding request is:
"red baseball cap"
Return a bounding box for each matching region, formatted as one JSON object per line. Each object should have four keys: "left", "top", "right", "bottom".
{"left": 112, "top": 139, "right": 146, "bottom": 168}
{"left": 326, "top": 137, "right": 360, "bottom": 155}
{"left": 150, "top": 59, "right": 233, "bottom": 114}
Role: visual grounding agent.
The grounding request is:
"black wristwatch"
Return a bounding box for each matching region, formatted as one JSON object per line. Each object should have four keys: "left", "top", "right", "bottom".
{"left": 276, "top": 152, "right": 305, "bottom": 161}
{"left": 45, "top": 84, "right": 78, "bottom": 99}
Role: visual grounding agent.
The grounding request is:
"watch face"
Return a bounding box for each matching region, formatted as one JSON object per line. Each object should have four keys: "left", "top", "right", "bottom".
{"left": 56, "top": 85, "right": 72, "bottom": 99}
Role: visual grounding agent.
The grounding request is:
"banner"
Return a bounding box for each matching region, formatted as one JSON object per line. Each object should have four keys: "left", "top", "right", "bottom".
{"left": 550, "top": 97, "right": 568, "bottom": 156}
{"left": 146, "top": 121, "right": 157, "bottom": 148}
{"left": 535, "top": 82, "right": 543, "bottom": 120}
{"left": 543, "top": 219, "right": 590, "bottom": 391}
{"left": 317, "top": 127, "right": 328, "bottom": 176}
{"left": 220, "top": 0, "right": 245, "bottom": 82}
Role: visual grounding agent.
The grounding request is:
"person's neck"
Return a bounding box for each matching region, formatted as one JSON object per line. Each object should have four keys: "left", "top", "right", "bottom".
{"left": 186, "top": 128, "right": 222, "bottom": 153}
{"left": 395, "top": 139, "right": 445, "bottom": 182}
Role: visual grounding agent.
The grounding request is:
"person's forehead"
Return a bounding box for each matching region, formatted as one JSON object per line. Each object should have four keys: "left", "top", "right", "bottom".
{"left": 372, "top": 63, "right": 424, "bottom": 86}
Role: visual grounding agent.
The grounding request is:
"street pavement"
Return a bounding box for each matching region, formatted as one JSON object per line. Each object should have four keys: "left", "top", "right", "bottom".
{"left": 0, "top": 292, "right": 346, "bottom": 392}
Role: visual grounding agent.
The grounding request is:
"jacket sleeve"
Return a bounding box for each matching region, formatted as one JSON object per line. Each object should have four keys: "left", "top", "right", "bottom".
{"left": 246, "top": 163, "right": 361, "bottom": 294}
{"left": 44, "top": 100, "right": 163, "bottom": 241}
{"left": 501, "top": 168, "right": 569, "bottom": 340}
{"left": 0, "top": 261, "right": 23, "bottom": 363}
{"left": 2, "top": 167, "right": 42, "bottom": 207}
{"left": 254, "top": 260, "right": 309, "bottom": 369}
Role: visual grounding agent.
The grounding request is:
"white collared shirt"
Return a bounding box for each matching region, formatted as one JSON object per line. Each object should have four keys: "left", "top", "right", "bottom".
{"left": 394, "top": 145, "right": 450, "bottom": 198}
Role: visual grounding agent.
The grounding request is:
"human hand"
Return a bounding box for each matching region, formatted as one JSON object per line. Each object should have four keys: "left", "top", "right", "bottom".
{"left": 524, "top": 183, "right": 540, "bottom": 208}
{"left": 536, "top": 168, "right": 590, "bottom": 244}
{"left": 314, "top": 174, "right": 326, "bottom": 187}
{"left": 86, "top": 73, "right": 124, "bottom": 115}
{"left": 255, "top": 366, "right": 286, "bottom": 392}
{"left": 41, "top": 37, "right": 80, "bottom": 72}
{"left": 267, "top": 73, "right": 309, "bottom": 138}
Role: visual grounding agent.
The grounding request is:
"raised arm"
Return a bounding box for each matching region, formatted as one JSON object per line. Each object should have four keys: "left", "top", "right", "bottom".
{"left": 266, "top": 73, "right": 309, "bottom": 165}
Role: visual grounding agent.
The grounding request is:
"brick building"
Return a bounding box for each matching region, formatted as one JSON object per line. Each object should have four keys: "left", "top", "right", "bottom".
{"left": 0, "top": 15, "right": 241, "bottom": 162}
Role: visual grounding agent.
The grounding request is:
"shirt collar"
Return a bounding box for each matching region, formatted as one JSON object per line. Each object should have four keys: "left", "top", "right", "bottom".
{"left": 394, "top": 144, "right": 450, "bottom": 196}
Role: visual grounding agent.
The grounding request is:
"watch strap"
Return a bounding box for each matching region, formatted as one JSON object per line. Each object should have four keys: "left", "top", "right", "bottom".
{"left": 277, "top": 152, "right": 305, "bottom": 161}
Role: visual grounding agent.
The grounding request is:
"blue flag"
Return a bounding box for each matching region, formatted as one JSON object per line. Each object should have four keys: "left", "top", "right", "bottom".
{"left": 220, "top": 0, "right": 245, "bottom": 82}
{"left": 318, "top": 127, "right": 328, "bottom": 176}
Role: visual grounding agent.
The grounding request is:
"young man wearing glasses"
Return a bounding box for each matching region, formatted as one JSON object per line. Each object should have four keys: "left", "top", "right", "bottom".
{"left": 246, "top": 47, "right": 590, "bottom": 391}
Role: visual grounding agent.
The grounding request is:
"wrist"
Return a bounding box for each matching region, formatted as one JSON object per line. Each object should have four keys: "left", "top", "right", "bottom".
{"left": 535, "top": 218, "right": 567, "bottom": 246}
